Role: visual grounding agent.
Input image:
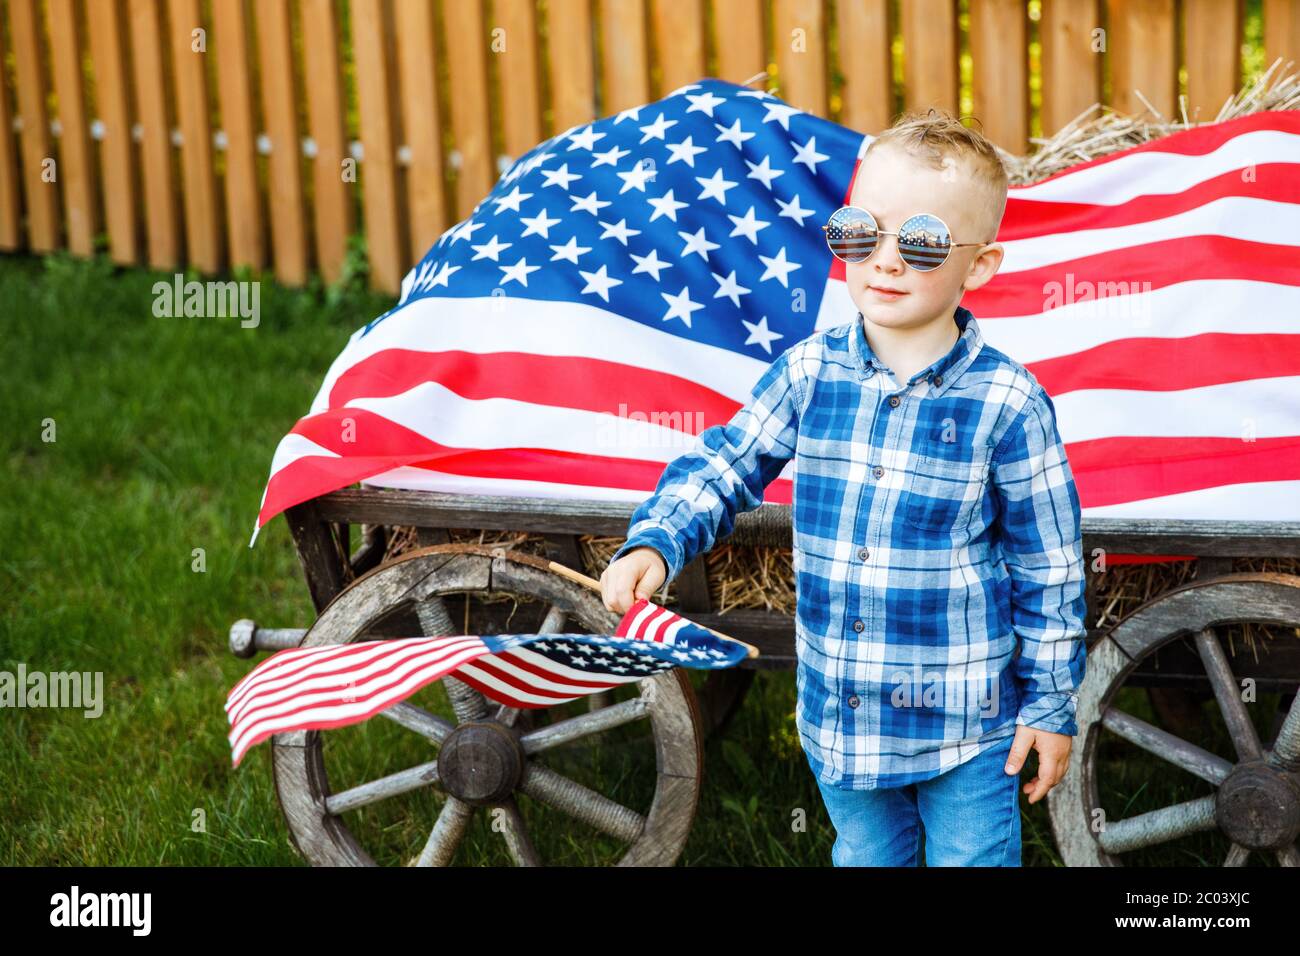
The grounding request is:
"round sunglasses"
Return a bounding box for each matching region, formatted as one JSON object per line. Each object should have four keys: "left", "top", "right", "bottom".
{"left": 821, "top": 205, "right": 990, "bottom": 272}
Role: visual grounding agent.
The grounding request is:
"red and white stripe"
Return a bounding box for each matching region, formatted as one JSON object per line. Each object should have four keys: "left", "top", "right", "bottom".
{"left": 225, "top": 635, "right": 490, "bottom": 766}
{"left": 447, "top": 645, "right": 645, "bottom": 710}
{"left": 614, "top": 596, "right": 695, "bottom": 643}
{"left": 969, "top": 110, "right": 1300, "bottom": 521}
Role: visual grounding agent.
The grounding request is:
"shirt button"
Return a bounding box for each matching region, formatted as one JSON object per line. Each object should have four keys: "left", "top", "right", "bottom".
{"left": 934, "top": 374, "right": 943, "bottom": 386}
{"left": 873, "top": 465, "right": 883, "bottom": 478}
{"left": 847, "top": 694, "right": 861, "bottom": 709}
{"left": 888, "top": 395, "right": 900, "bottom": 408}
{"left": 852, "top": 619, "right": 865, "bottom": 633}
{"left": 857, "top": 546, "right": 869, "bottom": 560}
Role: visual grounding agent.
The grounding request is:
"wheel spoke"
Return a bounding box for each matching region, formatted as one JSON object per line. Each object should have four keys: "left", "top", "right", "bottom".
{"left": 1266, "top": 690, "right": 1300, "bottom": 773}
{"left": 520, "top": 696, "right": 649, "bottom": 755}
{"left": 326, "top": 760, "right": 440, "bottom": 815}
{"left": 1194, "top": 626, "right": 1264, "bottom": 761}
{"left": 517, "top": 762, "right": 645, "bottom": 843}
{"left": 442, "top": 675, "right": 491, "bottom": 723}
{"left": 378, "top": 701, "right": 454, "bottom": 742}
{"left": 1223, "top": 843, "right": 1250, "bottom": 866}
{"left": 410, "top": 595, "right": 492, "bottom": 723}
{"left": 1096, "top": 795, "right": 1218, "bottom": 854}
{"left": 1101, "top": 708, "right": 1233, "bottom": 785}
{"left": 413, "top": 594, "right": 457, "bottom": 636}
{"left": 1278, "top": 843, "right": 1300, "bottom": 867}
{"left": 539, "top": 602, "right": 568, "bottom": 634}
{"left": 494, "top": 798, "right": 541, "bottom": 866}
{"left": 415, "top": 796, "right": 474, "bottom": 866}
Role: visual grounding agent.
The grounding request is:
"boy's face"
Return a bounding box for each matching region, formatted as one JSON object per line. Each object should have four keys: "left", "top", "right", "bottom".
{"left": 844, "top": 143, "right": 1004, "bottom": 332}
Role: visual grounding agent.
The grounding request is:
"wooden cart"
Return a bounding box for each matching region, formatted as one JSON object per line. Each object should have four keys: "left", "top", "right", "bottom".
{"left": 231, "top": 488, "right": 1300, "bottom": 866}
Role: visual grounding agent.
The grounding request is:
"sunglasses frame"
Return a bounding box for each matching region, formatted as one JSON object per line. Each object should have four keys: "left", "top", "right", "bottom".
{"left": 820, "top": 204, "right": 991, "bottom": 271}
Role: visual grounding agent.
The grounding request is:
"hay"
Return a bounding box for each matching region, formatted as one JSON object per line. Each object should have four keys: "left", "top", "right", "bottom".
{"left": 1000, "top": 56, "right": 1300, "bottom": 186}
{"left": 378, "top": 60, "right": 1300, "bottom": 646}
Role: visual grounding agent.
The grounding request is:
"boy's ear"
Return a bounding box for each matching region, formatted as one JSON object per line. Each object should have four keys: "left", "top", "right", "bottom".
{"left": 962, "top": 241, "right": 1004, "bottom": 292}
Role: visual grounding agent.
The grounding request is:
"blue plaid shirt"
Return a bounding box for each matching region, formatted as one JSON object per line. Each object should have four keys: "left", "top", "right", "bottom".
{"left": 610, "top": 305, "right": 1088, "bottom": 789}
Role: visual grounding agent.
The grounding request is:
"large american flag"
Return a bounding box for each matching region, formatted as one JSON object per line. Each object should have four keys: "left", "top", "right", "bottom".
{"left": 226, "top": 597, "right": 745, "bottom": 767}
{"left": 251, "top": 78, "right": 1300, "bottom": 544}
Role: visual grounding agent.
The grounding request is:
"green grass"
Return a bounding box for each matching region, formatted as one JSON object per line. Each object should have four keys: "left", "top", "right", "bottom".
{"left": 0, "top": 251, "right": 387, "bottom": 865}
{"left": 1, "top": 252, "right": 1290, "bottom": 866}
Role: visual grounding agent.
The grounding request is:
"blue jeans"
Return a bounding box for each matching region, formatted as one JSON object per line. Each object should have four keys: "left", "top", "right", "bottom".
{"left": 814, "top": 734, "right": 1021, "bottom": 866}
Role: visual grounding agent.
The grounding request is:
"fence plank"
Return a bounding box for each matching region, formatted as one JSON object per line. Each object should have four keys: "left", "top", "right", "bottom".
{"left": 352, "top": 0, "right": 405, "bottom": 292}
{"left": 835, "top": 0, "right": 892, "bottom": 134}
{"left": 1107, "top": 0, "right": 1176, "bottom": 120}
{"left": 256, "top": 0, "right": 308, "bottom": 284}
{"left": 600, "top": 0, "right": 649, "bottom": 115}
{"left": 300, "top": 0, "right": 352, "bottom": 284}
{"left": 712, "top": 0, "right": 764, "bottom": 85}
{"left": 86, "top": 0, "right": 139, "bottom": 265}
{"left": 772, "top": 0, "right": 826, "bottom": 115}
{"left": 1184, "top": 0, "right": 1242, "bottom": 123}
{"left": 1039, "top": 0, "right": 1102, "bottom": 136}
{"left": 494, "top": 0, "right": 542, "bottom": 159}
{"left": 443, "top": 0, "right": 494, "bottom": 216}
{"left": 9, "top": 0, "right": 60, "bottom": 251}
{"left": 212, "top": 0, "right": 265, "bottom": 271}
{"left": 651, "top": 0, "right": 704, "bottom": 95}
{"left": 48, "top": 0, "right": 98, "bottom": 256}
{"left": 547, "top": 0, "right": 596, "bottom": 132}
{"left": 1263, "top": 0, "right": 1300, "bottom": 76}
{"left": 900, "top": 0, "right": 957, "bottom": 114}
{"left": 395, "top": 0, "right": 448, "bottom": 261}
{"left": 0, "top": 13, "right": 19, "bottom": 249}
{"left": 970, "top": 0, "right": 1028, "bottom": 153}
{"left": 168, "top": 0, "right": 222, "bottom": 273}
{"left": 128, "top": 0, "right": 181, "bottom": 269}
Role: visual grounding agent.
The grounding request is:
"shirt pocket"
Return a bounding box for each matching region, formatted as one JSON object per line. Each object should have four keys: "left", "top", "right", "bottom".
{"left": 901, "top": 446, "right": 993, "bottom": 533}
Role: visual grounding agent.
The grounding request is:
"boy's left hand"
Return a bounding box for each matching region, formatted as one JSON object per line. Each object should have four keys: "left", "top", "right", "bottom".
{"left": 1004, "top": 725, "right": 1072, "bottom": 803}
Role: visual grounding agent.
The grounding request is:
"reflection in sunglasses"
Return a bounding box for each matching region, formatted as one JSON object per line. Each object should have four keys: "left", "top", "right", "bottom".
{"left": 823, "top": 206, "right": 972, "bottom": 272}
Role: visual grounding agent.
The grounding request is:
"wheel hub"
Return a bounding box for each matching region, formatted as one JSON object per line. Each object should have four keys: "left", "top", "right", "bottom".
{"left": 1214, "top": 761, "right": 1300, "bottom": 850}
{"left": 436, "top": 721, "right": 525, "bottom": 806}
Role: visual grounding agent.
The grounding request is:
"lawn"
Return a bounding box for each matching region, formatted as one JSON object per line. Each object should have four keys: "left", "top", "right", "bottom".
{"left": 1, "top": 251, "right": 1284, "bottom": 866}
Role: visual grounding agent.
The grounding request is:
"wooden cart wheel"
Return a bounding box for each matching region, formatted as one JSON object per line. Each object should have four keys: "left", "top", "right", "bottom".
{"left": 271, "top": 544, "right": 704, "bottom": 866}
{"left": 1049, "top": 572, "right": 1300, "bottom": 866}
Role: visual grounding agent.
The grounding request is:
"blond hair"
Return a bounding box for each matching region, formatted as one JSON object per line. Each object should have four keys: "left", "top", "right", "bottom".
{"left": 865, "top": 108, "right": 1008, "bottom": 240}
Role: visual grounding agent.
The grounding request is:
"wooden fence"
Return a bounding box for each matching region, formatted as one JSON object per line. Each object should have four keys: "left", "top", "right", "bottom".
{"left": 1, "top": 0, "right": 1298, "bottom": 294}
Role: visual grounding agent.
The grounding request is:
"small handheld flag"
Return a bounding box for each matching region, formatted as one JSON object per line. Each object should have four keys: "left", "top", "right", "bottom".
{"left": 225, "top": 597, "right": 750, "bottom": 767}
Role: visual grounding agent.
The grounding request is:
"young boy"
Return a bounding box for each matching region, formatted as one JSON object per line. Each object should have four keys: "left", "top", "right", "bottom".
{"left": 599, "top": 110, "right": 1088, "bottom": 867}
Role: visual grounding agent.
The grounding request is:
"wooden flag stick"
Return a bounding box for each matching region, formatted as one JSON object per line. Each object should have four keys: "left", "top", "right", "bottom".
{"left": 544, "top": 560, "right": 760, "bottom": 659}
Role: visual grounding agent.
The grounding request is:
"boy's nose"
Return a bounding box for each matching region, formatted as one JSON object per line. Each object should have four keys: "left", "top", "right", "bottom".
{"left": 870, "top": 232, "right": 907, "bottom": 272}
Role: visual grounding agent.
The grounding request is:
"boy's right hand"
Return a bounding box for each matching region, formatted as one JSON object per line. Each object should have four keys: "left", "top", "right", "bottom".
{"left": 600, "top": 547, "right": 668, "bottom": 614}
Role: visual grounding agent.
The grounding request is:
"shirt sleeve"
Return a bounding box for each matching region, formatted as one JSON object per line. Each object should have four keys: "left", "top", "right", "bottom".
{"left": 990, "top": 386, "right": 1088, "bottom": 736}
{"left": 608, "top": 346, "right": 803, "bottom": 586}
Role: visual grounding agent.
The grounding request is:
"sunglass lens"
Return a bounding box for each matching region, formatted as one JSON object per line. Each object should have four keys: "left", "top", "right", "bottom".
{"left": 897, "top": 213, "right": 951, "bottom": 271}
{"left": 825, "top": 207, "right": 878, "bottom": 263}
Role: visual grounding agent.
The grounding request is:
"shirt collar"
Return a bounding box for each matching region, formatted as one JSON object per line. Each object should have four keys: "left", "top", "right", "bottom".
{"left": 850, "top": 305, "right": 982, "bottom": 397}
